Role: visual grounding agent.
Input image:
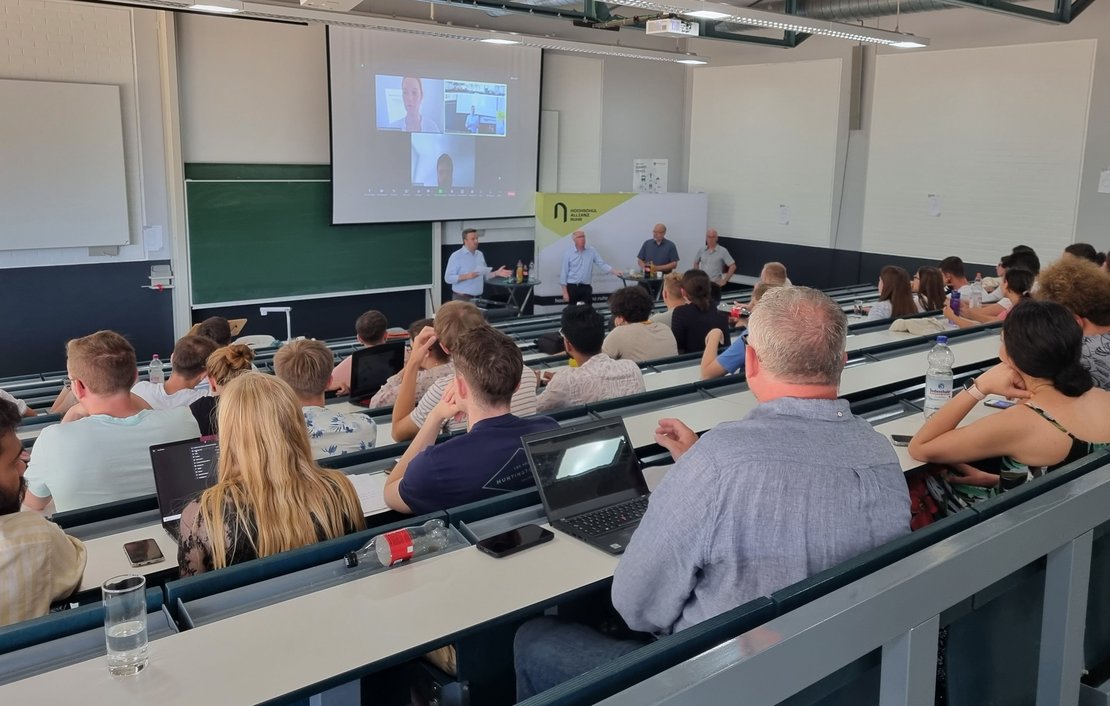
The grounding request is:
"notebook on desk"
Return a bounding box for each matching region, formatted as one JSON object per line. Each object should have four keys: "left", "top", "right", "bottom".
{"left": 522, "top": 418, "right": 650, "bottom": 555}
{"left": 349, "top": 340, "right": 407, "bottom": 406}
{"left": 149, "top": 437, "right": 220, "bottom": 540}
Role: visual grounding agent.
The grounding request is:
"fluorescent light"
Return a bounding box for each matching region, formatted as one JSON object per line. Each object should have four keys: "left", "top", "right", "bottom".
{"left": 686, "top": 10, "right": 730, "bottom": 19}
{"left": 480, "top": 37, "right": 521, "bottom": 45}
{"left": 189, "top": 0, "right": 243, "bottom": 12}
{"left": 890, "top": 38, "right": 928, "bottom": 48}
{"left": 677, "top": 56, "right": 709, "bottom": 64}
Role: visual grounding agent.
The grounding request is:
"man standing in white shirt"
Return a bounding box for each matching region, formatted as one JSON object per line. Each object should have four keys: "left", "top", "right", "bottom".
{"left": 559, "top": 231, "right": 622, "bottom": 305}
{"left": 0, "top": 398, "right": 86, "bottom": 627}
{"left": 23, "top": 331, "right": 201, "bottom": 513}
{"left": 444, "top": 229, "right": 512, "bottom": 301}
{"left": 132, "top": 335, "right": 216, "bottom": 410}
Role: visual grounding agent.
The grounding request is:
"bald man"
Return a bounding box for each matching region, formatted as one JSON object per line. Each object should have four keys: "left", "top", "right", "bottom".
{"left": 559, "top": 230, "right": 622, "bottom": 305}
{"left": 694, "top": 229, "right": 736, "bottom": 287}
{"left": 636, "top": 223, "right": 679, "bottom": 274}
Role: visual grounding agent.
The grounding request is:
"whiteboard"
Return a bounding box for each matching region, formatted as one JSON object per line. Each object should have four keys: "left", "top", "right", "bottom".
{"left": 688, "top": 59, "right": 843, "bottom": 248}
{"left": 861, "top": 40, "right": 1096, "bottom": 264}
{"left": 0, "top": 79, "right": 129, "bottom": 250}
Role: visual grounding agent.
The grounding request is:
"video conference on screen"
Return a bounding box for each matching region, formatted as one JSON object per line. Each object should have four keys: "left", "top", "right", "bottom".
{"left": 329, "top": 27, "right": 541, "bottom": 224}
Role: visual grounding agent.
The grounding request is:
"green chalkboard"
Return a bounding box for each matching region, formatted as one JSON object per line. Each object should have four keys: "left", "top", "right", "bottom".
{"left": 185, "top": 164, "right": 433, "bottom": 306}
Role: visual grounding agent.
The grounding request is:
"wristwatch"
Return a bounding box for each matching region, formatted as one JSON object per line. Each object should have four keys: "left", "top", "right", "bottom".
{"left": 963, "top": 377, "right": 986, "bottom": 401}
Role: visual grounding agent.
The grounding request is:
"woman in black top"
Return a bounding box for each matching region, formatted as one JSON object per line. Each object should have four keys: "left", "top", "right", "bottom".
{"left": 671, "top": 269, "right": 730, "bottom": 354}
{"left": 188, "top": 344, "right": 254, "bottom": 436}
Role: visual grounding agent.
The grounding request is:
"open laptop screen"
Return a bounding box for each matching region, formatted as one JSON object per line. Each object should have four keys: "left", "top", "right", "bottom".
{"left": 149, "top": 438, "right": 220, "bottom": 524}
{"left": 350, "top": 341, "right": 407, "bottom": 402}
{"left": 523, "top": 418, "right": 647, "bottom": 520}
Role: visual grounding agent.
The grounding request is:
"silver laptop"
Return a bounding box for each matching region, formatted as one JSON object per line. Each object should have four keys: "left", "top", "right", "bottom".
{"left": 522, "top": 418, "right": 650, "bottom": 555}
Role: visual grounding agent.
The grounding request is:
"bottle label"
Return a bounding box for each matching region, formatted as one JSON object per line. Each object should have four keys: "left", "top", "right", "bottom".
{"left": 383, "top": 529, "right": 414, "bottom": 565}
{"left": 925, "top": 376, "right": 954, "bottom": 403}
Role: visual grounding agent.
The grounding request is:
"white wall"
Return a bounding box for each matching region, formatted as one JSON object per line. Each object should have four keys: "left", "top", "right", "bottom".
{"left": 0, "top": 0, "right": 172, "bottom": 266}
{"left": 541, "top": 54, "right": 603, "bottom": 193}
{"left": 177, "top": 16, "right": 330, "bottom": 164}
{"left": 685, "top": 1, "right": 1110, "bottom": 257}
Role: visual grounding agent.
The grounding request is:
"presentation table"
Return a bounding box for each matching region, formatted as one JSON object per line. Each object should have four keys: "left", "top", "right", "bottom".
{"left": 617, "top": 273, "right": 664, "bottom": 301}
{"left": 487, "top": 278, "right": 540, "bottom": 318}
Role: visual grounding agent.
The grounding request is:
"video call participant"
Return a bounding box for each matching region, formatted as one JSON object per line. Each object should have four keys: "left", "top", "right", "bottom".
{"left": 514, "top": 287, "right": 910, "bottom": 698}
{"left": 437, "top": 153, "right": 454, "bottom": 189}
{"left": 444, "top": 228, "right": 512, "bottom": 301}
{"left": 390, "top": 77, "right": 440, "bottom": 133}
{"left": 636, "top": 224, "right": 679, "bottom": 274}
{"left": 0, "top": 398, "right": 86, "bottom": 627}
{"left": 384, "top": 326, "right": 558, "bottom": 514}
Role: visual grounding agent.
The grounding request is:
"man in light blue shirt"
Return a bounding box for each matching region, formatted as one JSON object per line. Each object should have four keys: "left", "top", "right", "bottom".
{"left": 514, "top": 286, "right": 910, "bottom": 698}
{"left": 444, "top": 229, "right": 511, "bottom": 301}
{"left": 465, "top": 106, "right": 480, "bottom": 134}
{"left": 559, "top": 231, "right": 623, "bottom": 305}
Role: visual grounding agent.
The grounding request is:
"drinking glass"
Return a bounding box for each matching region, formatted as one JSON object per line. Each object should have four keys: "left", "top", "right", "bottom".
{"left": 103, "top": 574, "right": 148, "bottom": 676}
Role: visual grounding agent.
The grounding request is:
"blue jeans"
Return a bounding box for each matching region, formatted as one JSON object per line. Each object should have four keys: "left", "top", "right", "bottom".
{"left": 514, "top": 617, "right": 650, "bottom": 701}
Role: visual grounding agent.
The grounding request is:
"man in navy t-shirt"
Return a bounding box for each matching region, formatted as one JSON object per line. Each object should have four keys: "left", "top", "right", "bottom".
{"left": 384, "top": 325, "right": 558, "bottom": 514}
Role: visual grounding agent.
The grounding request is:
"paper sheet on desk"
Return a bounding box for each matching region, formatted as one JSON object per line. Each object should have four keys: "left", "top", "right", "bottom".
{"left": 349, "top": 473, "right": 389, "bottom": 515}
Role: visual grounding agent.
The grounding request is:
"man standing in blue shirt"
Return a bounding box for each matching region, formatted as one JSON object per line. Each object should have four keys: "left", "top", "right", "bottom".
{"left": 465, "top": 106, "right": 480, "bottom": 134}
{"left": 444, "top": 228, "right": 511, "bottom": 301}
{"left": 635, "top": 223, "right": 680, "bottom": 274}
{"left": 559, "top": 231, "right": 623, "bottom": 305}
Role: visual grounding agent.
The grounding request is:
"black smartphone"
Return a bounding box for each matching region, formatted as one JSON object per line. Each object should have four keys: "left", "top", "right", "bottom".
{"left": 890, "top": 434, "right": 914, "bottom": 447}
{"left": 476, "top": 524, "right": 554, "bottom": 559}
{"left": 124, "top": 538, "right": 165, "bottom": 567}
{"left": 984, "top": 399, "right": 1016, "bottom": 409}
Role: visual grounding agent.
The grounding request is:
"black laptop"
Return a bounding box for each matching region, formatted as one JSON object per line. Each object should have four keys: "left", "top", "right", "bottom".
{"left": 522, "top": 418, "right": 650, "bottom": 555}
{"left": 149, "top": 437, "right": 220, "bottom": 538}
{"left": 349, "top": 340, "right": 407, "bottom": 406}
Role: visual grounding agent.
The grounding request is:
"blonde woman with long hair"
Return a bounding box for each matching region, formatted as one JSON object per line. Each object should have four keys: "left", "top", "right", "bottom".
{"left": 178, "top": 373, "right": 365, "bottom": 576}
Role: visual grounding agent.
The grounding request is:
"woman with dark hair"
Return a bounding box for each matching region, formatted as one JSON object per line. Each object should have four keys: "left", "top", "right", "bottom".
{"left": 910, "top": 300, "right": 1110, "bottom": 501}
{"left": 912, "top": 266, "right": 946, "bottom": 312}
{"left": 943, "top": 268, "right": 1034, "bottom": 328}
{"left": 866, "top": 266, "right": 917, "bottom": 321}
{"left": 670, "top": 270, "right": 730, "bottom": 354}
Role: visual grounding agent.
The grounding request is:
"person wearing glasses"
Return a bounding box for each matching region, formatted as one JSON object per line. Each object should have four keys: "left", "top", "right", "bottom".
{"left": 22, "top": 331, "right": 200, "bottom": 513}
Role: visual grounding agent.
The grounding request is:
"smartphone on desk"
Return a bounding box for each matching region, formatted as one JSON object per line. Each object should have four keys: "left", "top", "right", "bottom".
{"left": 890, "top": 434, "right": 914, "bottom": 447}
{"left": 124, "top": 538, "right": 165, "bottom": 567}
{"left": 476, "top": 524, "right": 554, "bottom": 559}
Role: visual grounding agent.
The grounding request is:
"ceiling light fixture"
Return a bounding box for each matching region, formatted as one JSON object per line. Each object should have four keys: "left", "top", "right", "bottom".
{"left": 188, "top": 0, "right": 243, "bottom": 13}
{"left": 481, "top": 36, "right": 522, "bottom": 45}
{"left": 676, "top": 54, "right": 709, "bottom": 64}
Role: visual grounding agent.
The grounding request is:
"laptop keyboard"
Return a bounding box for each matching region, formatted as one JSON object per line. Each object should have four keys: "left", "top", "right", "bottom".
{"left": 564, "top": 496, "right": 649, "bottom": 538}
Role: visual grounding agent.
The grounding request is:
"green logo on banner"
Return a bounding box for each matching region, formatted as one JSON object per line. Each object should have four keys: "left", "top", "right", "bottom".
{"left": 536, "top": 193, "right": 636, "bottom": 238}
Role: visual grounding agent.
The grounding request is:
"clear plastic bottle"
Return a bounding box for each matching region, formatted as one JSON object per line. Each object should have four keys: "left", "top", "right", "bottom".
{"left": 528, "top": 261, "right": 536, "bottom": 282}
{"left": 515, "top": 260, "right": 524, "bottom": 283}
{"left": 344, "top": 519, "right": 449, "bottom": 568}
{"left": 923, "top": 336, "right": 955, "bottom": 418}
{"left": 147, "top": 354, "right": 165, "bottom": 385}
{"left": 970, "top": 273, "right": 983, "bottom": 310}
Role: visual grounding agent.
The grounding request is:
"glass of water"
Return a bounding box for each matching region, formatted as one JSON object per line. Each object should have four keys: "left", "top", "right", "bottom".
{"left": 102, "top": 574, "right": 148, "bottom": 676}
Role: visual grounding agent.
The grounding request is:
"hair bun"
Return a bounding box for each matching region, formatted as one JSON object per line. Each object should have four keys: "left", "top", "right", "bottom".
{"left": 1054, "top": 362, "right": 1093, "bottom": 397}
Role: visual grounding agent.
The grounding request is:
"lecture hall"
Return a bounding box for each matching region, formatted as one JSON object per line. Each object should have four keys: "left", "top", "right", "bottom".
{"left": 2, "top": 0, "right": 1110, "bottom": 703}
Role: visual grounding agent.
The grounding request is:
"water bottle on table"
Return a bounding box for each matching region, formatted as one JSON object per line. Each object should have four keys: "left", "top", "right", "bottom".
{"left": 345, "top": 519, "right": 450, "bottom": 568}
{"left": 923, "top": 335, "right": 955, "bottom": 418}
{"left": 970, "top": 273, "right": 983, "bottom": 310}
{"left": 103, "top": 574, "right": 148, "bottom": 676}
{"left": 148, "top": 354, "right": 165, "bottom": 385}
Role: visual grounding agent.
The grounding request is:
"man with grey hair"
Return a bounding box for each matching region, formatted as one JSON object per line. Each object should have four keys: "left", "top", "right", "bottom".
{"left": 514, "top": 286, "right": 910, "bottom": 699}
